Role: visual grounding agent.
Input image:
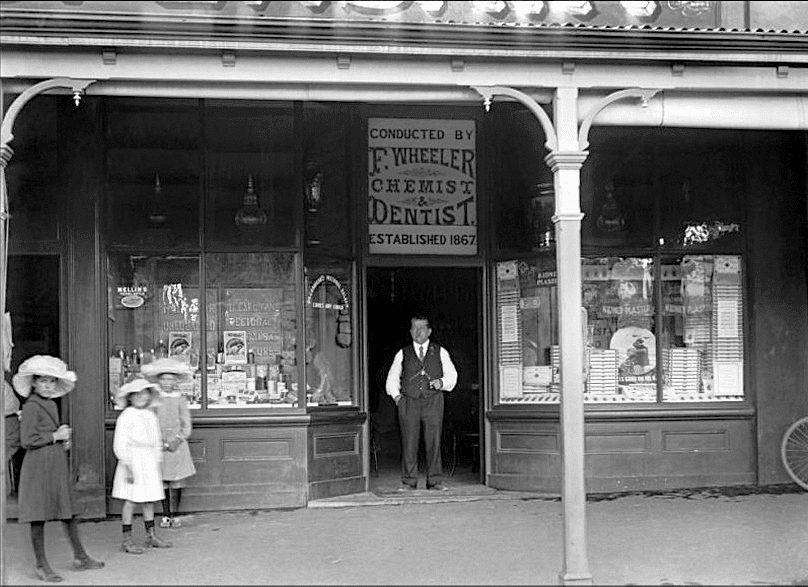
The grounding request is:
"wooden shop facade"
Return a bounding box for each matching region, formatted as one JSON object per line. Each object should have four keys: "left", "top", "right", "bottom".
{"left": 1, "top": 1, "right": 807, "bottom": 518}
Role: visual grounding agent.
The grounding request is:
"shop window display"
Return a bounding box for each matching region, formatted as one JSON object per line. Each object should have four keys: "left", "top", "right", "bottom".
{"left": 103, "top": 98, "right": 357, "bottom": 411}
{"left": 494, "top": 127, "right": 747, "bottom": 406}
{"left": 107, "top": 252, "right": 301, "bottom": 410}
{"left": 304, "top": 260, "right": 354, "bottom": 407}
{"left": 204, "top": 253, "right": 300, "bottom": 408}
{"left": 495, "top": 254, "right": 744, "bottom": 405}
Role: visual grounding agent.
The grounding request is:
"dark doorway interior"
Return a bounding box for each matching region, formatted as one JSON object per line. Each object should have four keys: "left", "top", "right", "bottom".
{"left": 367, "top": 266, "right": 481, "bottom": 491}
{"left": 5, "top": 254, "right": 60, "bottom": 498}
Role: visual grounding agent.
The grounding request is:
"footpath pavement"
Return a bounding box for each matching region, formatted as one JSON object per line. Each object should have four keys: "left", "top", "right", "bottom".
{"left": 2, "top": 484, "right": 807, "bottom": 586}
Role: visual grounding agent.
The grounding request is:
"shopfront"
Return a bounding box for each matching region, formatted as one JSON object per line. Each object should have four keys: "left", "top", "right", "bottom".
{"left": 2, "top": 1, "right": 807, "bottom": 519}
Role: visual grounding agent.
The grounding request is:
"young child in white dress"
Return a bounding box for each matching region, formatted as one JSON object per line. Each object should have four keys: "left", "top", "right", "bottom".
{"left": 141, "top": 357, "right": 196, "bottom": 528}
{"left": 112, "top": 378, "right": 173, "bottom": 554}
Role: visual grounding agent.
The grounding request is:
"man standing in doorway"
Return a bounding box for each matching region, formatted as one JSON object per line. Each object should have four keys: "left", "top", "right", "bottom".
{"left": 386, "top": 313, "right": 457, "bottom": 491}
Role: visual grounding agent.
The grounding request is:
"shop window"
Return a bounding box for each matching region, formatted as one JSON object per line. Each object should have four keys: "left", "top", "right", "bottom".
{"left": 104, "top": 99, "right": 201, "bottom": 249}
{"left": 494, "top": 127, "right": 746, "bottom": 406}
{"left": 204, "top": 253, "right": 300, "bottom": 409}
{"left": 302, "top": 103, "right": 352, "bottom": 255}
{"left": 494, "top": 256, "right": 560, "bottom": 404}
{"left": 102, "top": 97, "right": 359, "bottom": 412}
{"left": 107, "top": 254, "right": 202, "bottom": 408}
{"left": 4, "top": 95, "right": 61, "bottom": 243}
{"left": 582, "top": 127, "right": 744, "bottom": 250}
{"left": 204, "top": 102, "right": 296, "bottom": 249}
{"left": 490, "top": 103, "right": 554, "bottom": 254}
{"left": 495, "top": 254, "right": 744, "bottom": 405}
{"left": 107, "top": 252, "right": 302, "bottom": 410}
{"left": 304, "top": 259, "right": 355, "bottom": 407}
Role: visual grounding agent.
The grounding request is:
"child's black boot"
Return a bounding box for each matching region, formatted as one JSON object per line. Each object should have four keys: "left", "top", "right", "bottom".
{"left": 144, "top": 519, "right": 173, "bottom": 548}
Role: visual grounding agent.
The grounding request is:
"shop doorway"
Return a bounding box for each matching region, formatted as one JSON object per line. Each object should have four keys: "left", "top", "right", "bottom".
{"left": 366, "top": 266, "right": 482, "bottom": 492}
{"left": 5, "top": 255, "right": 61, "bottom": 500}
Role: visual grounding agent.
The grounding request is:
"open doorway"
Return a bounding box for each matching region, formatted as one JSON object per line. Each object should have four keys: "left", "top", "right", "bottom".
{"left": 5, "top": 255, "right": 61, "bottom": 501}
{"left": 367, "top": 266, "right": 482, "bottom": 493}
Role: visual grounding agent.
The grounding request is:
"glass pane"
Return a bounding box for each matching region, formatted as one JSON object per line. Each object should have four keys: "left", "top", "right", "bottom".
{"left": 304, "top": 259, "right": 354, "bottom": 406}
{"left": 5, "top": 95, "right": 60, "bottom": 242}
{"left": 105, "top": 99, "right": 201, "bottom": 249}
{"left": 494, "top": 257, "right": 559, "bottom": 405}
{"left": 582, "top": 179, "right": 655, "bottom": 249}
{"left": 107, "top": 254, "right": 202, "bottom": 409}
{"left": 582, "top": 257, "right": 657, "bottom": 403}
{"left": 303, "top": 104, "right": 352, "bottom": 255}
{"left": 660, "top": 179, "right": 743, "bottom": 250}
{"left": 204, "top": 103, "right": 296, "bottom": 249}
{"left": 7, "top": 255, "right": 60, "bottom": 374}
{"left": 491, "top": 105, "right": 555, "bottom": 253}
{"left": 659, "top": 255, "right": 744, "bottom": 402}
{"left": 204, "top": 253, "right": 299, "bottom": 409}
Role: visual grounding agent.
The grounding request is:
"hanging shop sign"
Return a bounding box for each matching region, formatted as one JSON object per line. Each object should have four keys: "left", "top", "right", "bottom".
{"left": 367, "top": 118, "right": 477, "bottom": 255}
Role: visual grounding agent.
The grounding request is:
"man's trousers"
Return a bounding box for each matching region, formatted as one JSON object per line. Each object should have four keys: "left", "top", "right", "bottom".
{"left": 397, "top": 392, "right": 444, "bottom": 487}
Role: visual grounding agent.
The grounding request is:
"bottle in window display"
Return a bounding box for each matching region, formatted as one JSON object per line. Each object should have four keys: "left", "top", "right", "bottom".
{"left": 155, "top": 339, "right": 168, "bottom": 359}
{"left": 130, "top": 348, "right": 141, "bottom": 374}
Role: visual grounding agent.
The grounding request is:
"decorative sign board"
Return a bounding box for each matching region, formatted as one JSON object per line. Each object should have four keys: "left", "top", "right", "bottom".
{"left": 368, "top": 118, "right": 477, "bottom": 255}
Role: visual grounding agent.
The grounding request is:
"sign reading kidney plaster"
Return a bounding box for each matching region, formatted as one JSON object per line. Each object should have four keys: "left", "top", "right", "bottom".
{"left": 367, "top": 118, "right": 477, "bottom": 255}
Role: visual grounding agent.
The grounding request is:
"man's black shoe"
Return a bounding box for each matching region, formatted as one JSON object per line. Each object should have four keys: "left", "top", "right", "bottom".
{"left": 427, "top": 483, "right": 449, "bottom": 491}
{"left": 397, "top": 484, "right": 417, "bottom": 491}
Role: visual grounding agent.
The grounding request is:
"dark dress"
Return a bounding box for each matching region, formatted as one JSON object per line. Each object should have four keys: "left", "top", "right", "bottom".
{"left": 18, "top": 393, "right": 76, "bottom": 522}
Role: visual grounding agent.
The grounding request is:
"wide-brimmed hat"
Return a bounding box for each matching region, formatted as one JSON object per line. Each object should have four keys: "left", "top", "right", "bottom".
{"left": 140, "top": 357, "right": 192, "bottom": 382}
{"left": 12, "top": 355, "right": 77, "bottom": 399}
{"left": 115, "top": 378, "right": 161, "bottom": 409}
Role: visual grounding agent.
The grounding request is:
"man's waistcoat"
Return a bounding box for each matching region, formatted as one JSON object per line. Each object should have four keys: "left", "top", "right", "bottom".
{"left": 400, "top": 342, "right": 443, "bottom": 398}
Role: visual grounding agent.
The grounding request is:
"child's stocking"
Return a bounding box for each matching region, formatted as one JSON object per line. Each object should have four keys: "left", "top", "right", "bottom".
{"left": 62, "top": 517, "right": 87, "bottom": 559}
{"left": 172, "top": 487, "right": 183, "bottom": 514}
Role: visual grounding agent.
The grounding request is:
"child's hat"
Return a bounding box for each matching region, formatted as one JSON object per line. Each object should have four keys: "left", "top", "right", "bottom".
{"left": 115, "top": 378, "right": 161, "bottom": 409}
{"left": 12, "top": 355, "right": 77, "bottom": 398}
{"left": 140, "top": 357, "right": 192, "bottom": 382}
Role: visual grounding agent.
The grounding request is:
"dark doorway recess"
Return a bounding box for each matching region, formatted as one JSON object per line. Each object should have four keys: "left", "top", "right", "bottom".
{"left": 367, "top": 266, "right": 482, "bottom": 492}
{"left": 5, "top": 254, "right": 61, "bottom": 499}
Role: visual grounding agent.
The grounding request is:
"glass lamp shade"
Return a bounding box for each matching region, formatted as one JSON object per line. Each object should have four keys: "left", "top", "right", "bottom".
{"left": 235, "top": 174, "right": 268, "bottom": 228}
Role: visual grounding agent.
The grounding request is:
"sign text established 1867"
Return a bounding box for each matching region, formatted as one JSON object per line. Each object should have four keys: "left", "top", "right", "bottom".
{"left": 367, "top": 118, "right": 477, "bottom": 255}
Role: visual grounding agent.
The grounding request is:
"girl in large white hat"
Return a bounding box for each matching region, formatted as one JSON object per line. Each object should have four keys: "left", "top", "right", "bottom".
{"left": 13, "top": 355, "right": 104, "bottom": 582}
{"left": 141, "top": 357, "right": 196, "bottom": 528}
{"left": 112, "top": 377, "right": 173, "bottom": 554}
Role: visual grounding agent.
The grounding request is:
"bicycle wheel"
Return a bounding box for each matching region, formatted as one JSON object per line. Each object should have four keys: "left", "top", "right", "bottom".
{"left": 781, "top": 415, "right": 808, "bottom": 490}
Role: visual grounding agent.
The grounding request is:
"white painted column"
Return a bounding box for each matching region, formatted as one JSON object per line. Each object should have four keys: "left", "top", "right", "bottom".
{"left": 546, "top": 86, "right": 592, "bottom": 586}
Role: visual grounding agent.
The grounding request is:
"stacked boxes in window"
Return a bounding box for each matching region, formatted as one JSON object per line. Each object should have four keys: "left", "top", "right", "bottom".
{"left": 663, "top": 348, "right": 701, "bottom": 396}
{"left": 712, "top": 256, "right": 744, "bottom": 396}
{"left": 587, "top": 349, "right": 619, "bottom": 395}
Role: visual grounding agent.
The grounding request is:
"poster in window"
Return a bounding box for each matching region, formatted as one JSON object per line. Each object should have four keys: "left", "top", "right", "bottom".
{"left": 223, "top": 288, "right": 283, "bottom": 365}
{"left": 223, "top": 331, "right": 248, "bottom": 365}
{"left": 169, "top": 332, "right": 192, "bottom": 364}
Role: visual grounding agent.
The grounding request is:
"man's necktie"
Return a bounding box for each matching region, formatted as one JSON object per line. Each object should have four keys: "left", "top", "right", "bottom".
{"left": 418, "top": 345, "right": 425, "bottom": 361}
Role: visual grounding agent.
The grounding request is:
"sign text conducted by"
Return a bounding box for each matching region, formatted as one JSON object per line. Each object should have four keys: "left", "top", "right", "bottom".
{"left": 368, "top": 118, "right": 477, "bottom": 255}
